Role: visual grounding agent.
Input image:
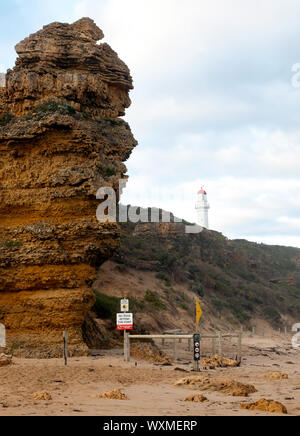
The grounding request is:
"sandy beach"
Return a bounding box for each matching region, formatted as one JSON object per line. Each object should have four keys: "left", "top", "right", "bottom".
{"left": 0, "top": 334, "right": 299, "bottom": 416}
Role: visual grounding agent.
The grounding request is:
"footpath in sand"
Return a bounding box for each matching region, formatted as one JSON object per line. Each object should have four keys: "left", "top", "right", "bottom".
{"left": 0, "top": 336, "right": 299, "bottom": 416}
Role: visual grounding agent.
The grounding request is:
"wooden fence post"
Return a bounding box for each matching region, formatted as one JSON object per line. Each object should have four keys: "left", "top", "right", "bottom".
{"left": 237, "top": 331, "right": 242, "bottom": 365}
{"left": 173, "top": 339, "right": 177, "bottom": 361}
{"left": 218, "top": 332, "right": 223, "bottom": 367}
{"left": 127, "top": 332, "right": 130, "bottom": 362}
{"left": 124, "top": 330, "right": 127, "bottom": 362}
{"left": 212, "top": 331, "right": 217, "bottom": 356}
{"left": 124, "top": 331, "right": 130, "bottom": 362}
{"left": 63, "top": 331, "right": 68, "bottom": 366}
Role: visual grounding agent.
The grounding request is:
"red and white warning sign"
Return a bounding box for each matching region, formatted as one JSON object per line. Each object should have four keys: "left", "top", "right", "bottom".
{"left": 116, "top": 313, "right": 133, "bottom": 330}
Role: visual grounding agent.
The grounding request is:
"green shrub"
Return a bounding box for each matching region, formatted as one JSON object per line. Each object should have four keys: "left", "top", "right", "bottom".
{"left": 104, "top": 117, "right": 124, "bottom": 126}
{"left": 103, "top": 168, "right": 117, "bottom": 178}
{"left": 187, "top": 263, "right": 201, "bottom": 279}
{"left": 35, "top": 100, "right": 76, "bottom": 117}
{"left": 144, "top": 290, "right": 166, "bottom": 310}
{"left": 92, "top": 291, "right": 119, "bottom": 320}
{"left": 156, "top": 271, "right": 171, "bottom": 287}
{"left": 156, "top": 271, "right": 170, "bottom": 281}
{"left": 3, "top": 240, "right": 22, "bottom": 249}
{"left": 294, "top": 273, "right": 300, "bottom": 289}
{"left": 130, "top": 297, "right": 145, "bottom": 311}
{"left": 177, "top": 302, "right": 188, "bottom": 310}
{"left": 235, "top": 311, "right": 251, "bottom": 322}
{"left": 263, "top": 306, "right": 281, "bottom": 324}
{"left": 211, "top": 297, "right": 223, "bottom": 312}
{"left": 0, "top": 113, "right": 13, "bottom": 126}
{"left": 190, "top": 283, "right": 204, "bottom": 297}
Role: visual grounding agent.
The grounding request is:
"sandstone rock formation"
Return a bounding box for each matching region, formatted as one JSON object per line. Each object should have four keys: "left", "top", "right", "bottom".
{"left": 260, "top": 372, "right": 288, "bottom": 380}
{"left": 2, "top": 19, "right": 132, "bottom": 118}
{"left": 201, "top": 355, "right": 238, "bottom": 368}
{"left": 0, "top": 18, "right": 137, "bottom": 357}
{"left": 240, "top": 398, "right": 288, "bottom": 414}
{"left": 130, "top": 342, "right": 173, "bottom": 364}
{"left": 175, "top": 376, "right": 257, "bottom": 397}
{"left": 32, "top": 391, "right": 52, "bottom": 401}
{"left": 184, "top": 394, "right": 208, "bottom": 403}
{"left": 99, "top": 389, "right": 128, "bottom": 400}
{"left": 0, "top": 353, "right": 12, "bottom": 366}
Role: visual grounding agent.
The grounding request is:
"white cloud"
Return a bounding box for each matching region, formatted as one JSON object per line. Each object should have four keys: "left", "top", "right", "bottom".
{"left": 2, "top": 0, "right": 300, "bottom": 248}
{"left": 74, "top": 0, "right": 300, "bottom": 72}
{"left": 244, "top": 235, "right": 300, "bottom": 247}
{"left": 277, "top": 216, "right": 300, "bottom": 230}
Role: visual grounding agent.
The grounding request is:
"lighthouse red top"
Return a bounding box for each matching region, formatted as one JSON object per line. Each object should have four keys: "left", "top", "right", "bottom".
{"left": 198, "top": 187, "right": 207, "bottom": 195}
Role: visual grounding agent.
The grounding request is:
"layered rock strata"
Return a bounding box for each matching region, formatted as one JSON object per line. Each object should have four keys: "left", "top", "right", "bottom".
{"left": 0, "top": 18, "right": 137, "bottom": 357}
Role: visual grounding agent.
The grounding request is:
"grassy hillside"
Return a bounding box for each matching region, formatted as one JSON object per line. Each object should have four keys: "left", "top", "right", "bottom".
{"left": 97, "top": 210, "right": 300, "bottom": 330}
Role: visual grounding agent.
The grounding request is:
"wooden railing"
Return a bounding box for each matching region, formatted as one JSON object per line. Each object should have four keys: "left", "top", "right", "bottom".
{"left": 124, "top": 332, "right": 243, "bottom": 366}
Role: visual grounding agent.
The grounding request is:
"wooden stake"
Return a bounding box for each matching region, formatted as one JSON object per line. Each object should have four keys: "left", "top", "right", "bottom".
{"left": 63, "top": 331, "right": 68, "bottom": 366}
{"left": 212, "top": 331, "right": 217, "bottom": 356}
{"left": 124, "top": 330, "right": 130, "bottom": 362}
{"left": 218, "top": 332, "right": 223, "bottom": 367}
{"left": 173, "top": 339, "right": 177, "bottom": 361}
{"left": 237, "top": 331, "right": 242, "bottom": 365}
{"left": 123, "top": 330, "right": 126, "bottom": 361}
{"left": 127, "top": 332, "right": 130, "bottom": 362}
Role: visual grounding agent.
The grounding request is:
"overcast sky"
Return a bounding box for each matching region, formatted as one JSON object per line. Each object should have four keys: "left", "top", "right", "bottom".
{"left": 1, "top": 0, "right": 300, "bottom": 247}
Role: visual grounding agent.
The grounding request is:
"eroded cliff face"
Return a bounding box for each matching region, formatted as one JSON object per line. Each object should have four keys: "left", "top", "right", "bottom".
{"left": 0, "top": 18, "right": 137, "bottom": 357}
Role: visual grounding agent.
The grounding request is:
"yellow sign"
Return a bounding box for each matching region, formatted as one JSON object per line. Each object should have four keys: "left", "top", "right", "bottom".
{"left": 195, "top": 298, "right": 203, "bottom": 325}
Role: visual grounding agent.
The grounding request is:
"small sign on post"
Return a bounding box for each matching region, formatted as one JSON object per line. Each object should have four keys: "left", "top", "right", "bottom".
{"left": 121, "top": 299, "right": 129, "bottom": 313}
{"left": 195, "top": 298, "right": 203, "bottom": 327}
{"left": 193, "top": 333, "right": 201, "bottom": 372}
{"left": 117, "top": 313, "right": 133, "bottom": 331}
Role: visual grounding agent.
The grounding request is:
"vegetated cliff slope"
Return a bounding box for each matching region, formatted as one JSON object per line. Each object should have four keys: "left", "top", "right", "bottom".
{"left": 93, "top": 209, "right": 300, "bottom": 335}
{"left": 0, "top": 18, "right": 137, "bottom": 357}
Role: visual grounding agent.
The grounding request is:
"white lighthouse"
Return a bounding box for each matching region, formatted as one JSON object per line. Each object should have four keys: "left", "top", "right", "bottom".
{"left": 195, "top": 187, "right": 210, "bottom": 229}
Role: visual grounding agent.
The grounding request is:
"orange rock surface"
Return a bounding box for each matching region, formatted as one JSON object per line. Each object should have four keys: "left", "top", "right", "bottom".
{"left": 260, "top": 372, "right": 288, "bottom": 380}
{"left": 175, "top": 376, "right": 257, "bottom": 397}
{"left": 184, "top": 394, "right": 208, "bottom": 403}
{"left": 32, "top": 391, "right": 52, "bottom": 401}
{"left": 0, "top": 18, "right": 137, "bottom": 357}
{"left": 130, "top": 342, "right": 173, "bottom": 364}
{"left": 202, "top": 355, "right": 238, "bottom": 368}
{"left": 99, "top": 389, "right": 128, "bottom": 400}
{"left": 241, "top": 398, "right": 288, "bottom": 414}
